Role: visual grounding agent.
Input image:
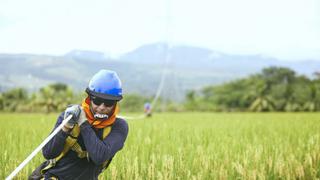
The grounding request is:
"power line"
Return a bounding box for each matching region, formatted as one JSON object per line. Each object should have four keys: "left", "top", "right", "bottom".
{"left": 119, "top": 0, "right": 172, "bottom": 119}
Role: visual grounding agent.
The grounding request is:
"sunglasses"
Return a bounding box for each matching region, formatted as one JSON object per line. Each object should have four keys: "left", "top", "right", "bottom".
{"left": 90, "top": 96, "right": 117, "bottom": 107}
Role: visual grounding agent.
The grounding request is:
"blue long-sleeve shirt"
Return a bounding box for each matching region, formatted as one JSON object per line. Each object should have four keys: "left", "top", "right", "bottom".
{"left": 42, "top": 112, "right": 129, "bottom": 180}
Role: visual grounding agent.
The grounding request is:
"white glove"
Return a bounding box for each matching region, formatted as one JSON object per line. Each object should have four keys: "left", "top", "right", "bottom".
{"left": 64, "top": 105, "right": 81, "bottom": 128}
{"left": 77, "top": 107, "right": 88, "bottom": 126}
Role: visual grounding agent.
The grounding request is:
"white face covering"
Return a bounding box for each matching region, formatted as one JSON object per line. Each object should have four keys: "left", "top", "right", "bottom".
{"left": 94, "top": 113, "right": 109, "bottom": 119}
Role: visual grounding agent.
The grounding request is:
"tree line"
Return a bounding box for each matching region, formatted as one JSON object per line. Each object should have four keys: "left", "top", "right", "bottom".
{"left": 0, "top": 66, "right": 319, "bottom": 113}
{"left": 185, "top": 66, "right": 320, "bottom": 112}
{"left": 0, "top": 83, "right": 153, "bottom": 113}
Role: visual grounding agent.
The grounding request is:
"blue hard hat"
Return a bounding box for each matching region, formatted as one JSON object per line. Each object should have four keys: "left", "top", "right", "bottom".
{"left": 86, "top": 70, "right": 123, "bottom": 101}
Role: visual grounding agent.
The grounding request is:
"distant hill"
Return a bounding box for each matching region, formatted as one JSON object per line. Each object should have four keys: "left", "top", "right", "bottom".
{"left": 0, "top": 43, "right": 319, "bottom": 101}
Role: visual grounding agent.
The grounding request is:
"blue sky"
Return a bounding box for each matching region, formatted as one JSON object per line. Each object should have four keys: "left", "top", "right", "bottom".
{"left": 0, "top": 0, "right": 319, "bottom": 61}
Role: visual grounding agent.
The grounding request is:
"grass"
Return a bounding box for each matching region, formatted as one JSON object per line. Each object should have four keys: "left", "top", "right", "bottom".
{"left": 1, "top": 112, "right": 320, "bottom": 179}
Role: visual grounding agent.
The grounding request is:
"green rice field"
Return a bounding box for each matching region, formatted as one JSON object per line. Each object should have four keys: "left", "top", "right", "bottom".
{"left": 1, "top": 112, "right": 320, "bottom": 179}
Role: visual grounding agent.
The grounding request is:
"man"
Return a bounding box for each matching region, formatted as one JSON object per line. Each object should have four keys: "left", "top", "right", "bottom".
{"left": 144, "top": 102, "right": 152, "bottom": 117}
{"left": 34, "top": 70, "right": 128, "bottom": 180}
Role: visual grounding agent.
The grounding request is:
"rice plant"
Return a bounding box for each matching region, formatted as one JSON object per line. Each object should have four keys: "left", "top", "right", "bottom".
{"left": 1, "top": 112, "right": 320, "bottom": 179}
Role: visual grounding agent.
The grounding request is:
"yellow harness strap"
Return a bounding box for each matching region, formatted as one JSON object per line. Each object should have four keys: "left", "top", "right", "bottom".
{"left": 101, "top": 126, "right": 112, "bottom": 169}
{"left": 40, "top": 125, "right": 80, "bottom": 174}
{"left": 41, "top": 125, "right": 112, "bottom": 174}
{"left": 70, "top": 126, "right": 112, "bottom": 160}
{"left": 58, "top": 124, "right": 81, "bottom": 159}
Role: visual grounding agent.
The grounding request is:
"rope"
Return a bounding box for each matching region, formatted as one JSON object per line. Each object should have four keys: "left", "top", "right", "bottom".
{"left": 6, "top": 115, "right": 73, "bottom": 180}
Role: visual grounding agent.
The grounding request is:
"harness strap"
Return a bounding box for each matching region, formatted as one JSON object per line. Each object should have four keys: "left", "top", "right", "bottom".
{"left": 103, "top": 126, "right": 112, "bottom": 139}
{"left": 70, "top": 126, "right": 112, "bottom": 160}
{"left": 102, "top": 158, "right": 112, "bottom": 170}
{"left": 41, "top": 125, "right": 112, "bottom": 174}
{"left": 40, "top": 125, "right": 80, "bottom": 174}
{"left": 101, "top": 126, "right": 112, "bottom": 170}
{"left": 71, "top": 143, "right": 88, "bottom": 159}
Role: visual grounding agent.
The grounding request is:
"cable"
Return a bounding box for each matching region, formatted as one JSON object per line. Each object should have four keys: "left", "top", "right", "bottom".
{"left": 118, "top": 0, "right": 172, "bottom": 120}
{"left": 150, "top": 45, "right": 171, "bottom": 108}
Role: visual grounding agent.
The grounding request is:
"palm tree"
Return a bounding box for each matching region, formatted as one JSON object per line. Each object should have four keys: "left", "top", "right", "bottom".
{"left": 35, "top": 83, "right": 74, "bottom": 113}
{"left": 248, "top": 76, "right": 275, "bottom": 112}
{"left": 303, "top": 79, "right": 320, "bottom": 111}
{"left": 2, "top": 88, "right": 28, "bottom": 111}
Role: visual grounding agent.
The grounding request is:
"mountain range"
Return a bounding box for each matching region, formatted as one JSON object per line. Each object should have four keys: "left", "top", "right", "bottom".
{"left": 1, "top": 43, "right": 319, "bottom": 101}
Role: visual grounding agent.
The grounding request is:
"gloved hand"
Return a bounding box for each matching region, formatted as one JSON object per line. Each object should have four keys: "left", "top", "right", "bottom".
{"left": 64, "top": 105, "right": 81, "bottom": 128}
{"left": 77, "top": 107, "right": 88, "bottom": 126}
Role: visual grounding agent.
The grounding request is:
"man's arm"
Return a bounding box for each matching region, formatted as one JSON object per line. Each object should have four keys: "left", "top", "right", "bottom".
{"left": 42, "top": 112, "right": 69, "bottom": 159}
{"left": 80, "top": 119, "right": 129, "bottom": 165}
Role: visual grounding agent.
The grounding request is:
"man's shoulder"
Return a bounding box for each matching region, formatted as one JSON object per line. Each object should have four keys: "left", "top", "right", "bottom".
{"left": 115, "top": 117, "right": 128, "bottom": 126}
{"left": 114, "top": 117, "right": 129, "bottom": 133}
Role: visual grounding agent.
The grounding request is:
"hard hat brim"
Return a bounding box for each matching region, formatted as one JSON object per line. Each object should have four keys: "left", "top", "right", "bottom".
{"left": 86, "top": 88, "right": 123, "bottom": 101}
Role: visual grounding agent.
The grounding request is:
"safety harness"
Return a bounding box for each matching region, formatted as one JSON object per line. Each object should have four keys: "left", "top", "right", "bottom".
{"left": 40, "top": 124, "right": 112, "bottom": 175}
